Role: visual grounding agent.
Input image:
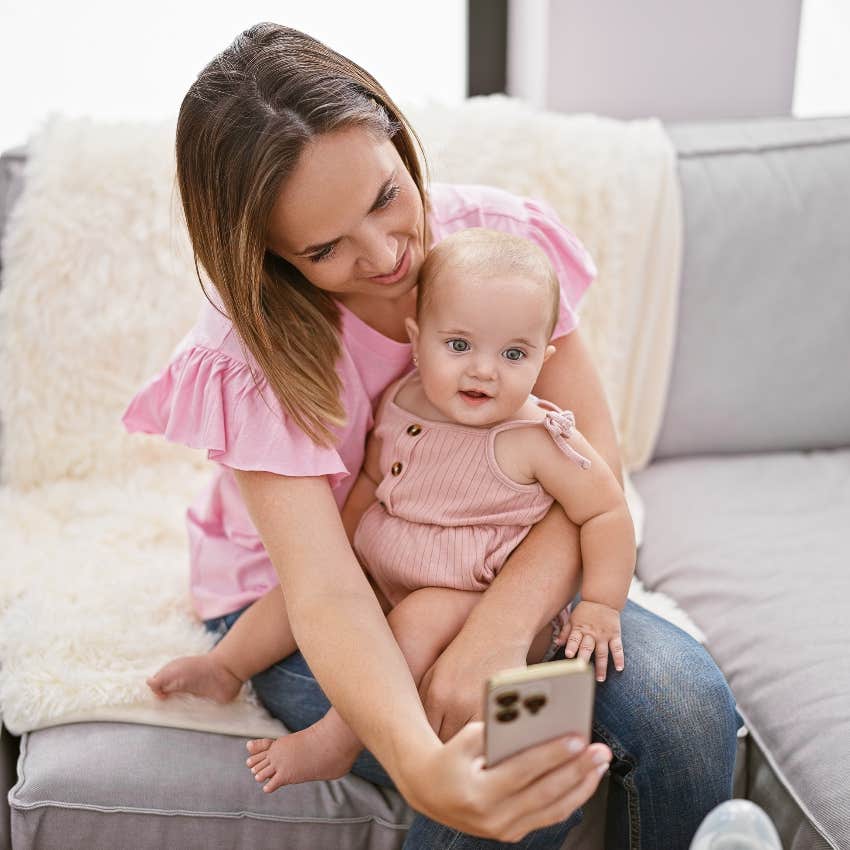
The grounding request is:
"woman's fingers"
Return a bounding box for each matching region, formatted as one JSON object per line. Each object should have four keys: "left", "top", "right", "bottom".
{"left": 497, "top": 744, "right": 611, "bottom": 842}
{"left": 418, "top": 724, "right": 611, "bottom": 840}
{"left": 484, "top": 732, "right": 601, "bottom": 796}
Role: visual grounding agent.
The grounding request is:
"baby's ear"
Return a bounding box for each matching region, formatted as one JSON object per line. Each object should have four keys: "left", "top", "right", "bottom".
{"left": 542, "top": 344, "right": 557, "bottom": 363}
{"left": 405, "top": 317, "right": 420, "bottom": 348}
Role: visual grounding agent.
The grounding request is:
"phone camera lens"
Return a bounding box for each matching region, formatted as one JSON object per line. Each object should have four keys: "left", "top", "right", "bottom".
{"left": 496, "top": 691, "right": 519, "bottom": 707}
{"left": 523, "top": 694, "right": 547, "bottom": 714}
{"left": 496, "top": 708, "right": 519, "bottom": 722}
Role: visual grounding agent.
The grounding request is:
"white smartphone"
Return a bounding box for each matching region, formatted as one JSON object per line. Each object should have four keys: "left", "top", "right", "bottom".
{"left": 484, "top": 658, "right": 595, "bottom": 767}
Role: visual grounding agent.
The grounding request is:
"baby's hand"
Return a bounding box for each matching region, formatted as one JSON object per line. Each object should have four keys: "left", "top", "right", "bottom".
{"left": 560, "top": 601, "right": 624, "bottom": 682}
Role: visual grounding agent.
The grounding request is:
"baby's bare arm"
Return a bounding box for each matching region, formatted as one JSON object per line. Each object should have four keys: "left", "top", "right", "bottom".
{"left": 526, "top": 426, "right": 635, "bottom": 611}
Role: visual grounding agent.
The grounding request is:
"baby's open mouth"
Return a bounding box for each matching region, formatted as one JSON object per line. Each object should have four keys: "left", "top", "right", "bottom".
{"left": 460, "top": 390, "right": 491, "bottom": 401}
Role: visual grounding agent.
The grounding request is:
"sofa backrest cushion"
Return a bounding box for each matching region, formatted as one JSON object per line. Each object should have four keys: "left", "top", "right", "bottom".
{"left": 654, "top": 117, "right": 850, "bottom": 460}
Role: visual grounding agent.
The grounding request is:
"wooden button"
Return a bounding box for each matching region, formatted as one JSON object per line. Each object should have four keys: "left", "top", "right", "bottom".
{"left": 406, "top": 423, "right": 422, "bottom": 436}
{"left": 391, "top": 462, "right": 403, "bottom": 476}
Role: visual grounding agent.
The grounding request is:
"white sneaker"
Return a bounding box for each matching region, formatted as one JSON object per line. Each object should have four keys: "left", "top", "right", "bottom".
{"left": 690, "top": 800, "right": 783, "bottom": 849}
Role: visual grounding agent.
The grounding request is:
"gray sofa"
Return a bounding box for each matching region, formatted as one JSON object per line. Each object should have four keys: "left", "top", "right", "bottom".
{"left": 2, "top": 115, "right": 848, "bottom": 850}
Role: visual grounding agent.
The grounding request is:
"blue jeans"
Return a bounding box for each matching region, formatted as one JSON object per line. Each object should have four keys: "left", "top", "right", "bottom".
{"left": 206, "top": 600, "right": 738, "bottom": 849}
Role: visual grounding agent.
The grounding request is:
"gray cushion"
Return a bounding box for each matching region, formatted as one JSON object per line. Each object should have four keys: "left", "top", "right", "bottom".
{"left": 10, "top": 723, "right": 413, "bottom": 850}
{"left": 9, "top": 722, "right": 611, "bottom": 849}
{"left": 634, "top": 449, "right": 850, "bottom": 850}
{"left": 655, "top": 117, "right": 850, "bottom": 459}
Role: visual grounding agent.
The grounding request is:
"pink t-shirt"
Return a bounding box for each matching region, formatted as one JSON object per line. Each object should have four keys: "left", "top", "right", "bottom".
{"left": 122, "top": 183, "right": 596, "bottom": 619}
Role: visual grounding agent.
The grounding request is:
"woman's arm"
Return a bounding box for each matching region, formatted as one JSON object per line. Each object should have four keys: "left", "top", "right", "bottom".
{"left": 233, "top": 470, "right": 435, "bottom": 777}
{"left": 233, "top": 468, "right": 612, "bottom": 839}
{"left": 419, "top": 329, "right": 624, "bottom": 740}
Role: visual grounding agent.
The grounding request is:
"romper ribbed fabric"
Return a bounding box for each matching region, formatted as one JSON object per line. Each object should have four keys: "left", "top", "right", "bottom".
{"left": 354, "top": 372, "right": 591, "bottom": 607}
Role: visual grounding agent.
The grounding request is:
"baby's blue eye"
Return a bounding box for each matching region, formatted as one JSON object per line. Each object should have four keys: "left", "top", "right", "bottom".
{"left": 503, "top": 348, "right": 525, "bottom": 361}
{"left": 448, "top": 339, "right": 470, "bottom": 353}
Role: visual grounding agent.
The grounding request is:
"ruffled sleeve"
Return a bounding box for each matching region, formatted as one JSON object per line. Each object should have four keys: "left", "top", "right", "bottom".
{"left": 122, "top": 345, "right": 350, "bottom": 487}
{"left": 520, "top": 197, "right": 597, "bottom": 340}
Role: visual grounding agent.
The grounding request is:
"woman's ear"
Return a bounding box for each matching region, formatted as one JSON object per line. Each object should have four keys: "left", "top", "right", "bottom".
{"left": 405, "top": 317, "right": 420, "bottom": 354}
{"left": 542, "top": 344, "right": 557, "bottom": 363}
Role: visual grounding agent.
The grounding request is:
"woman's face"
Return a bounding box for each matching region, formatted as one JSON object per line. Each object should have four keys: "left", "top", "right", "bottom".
{"left": 267, "top": 125, "right": 425, "bottom": 307}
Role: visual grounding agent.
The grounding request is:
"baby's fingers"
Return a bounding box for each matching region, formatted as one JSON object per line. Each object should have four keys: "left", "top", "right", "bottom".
{"left": 577, "top": 634, "right": 596, "bottom": 666}
{"left": 564, "top": 629, "right": 583, "bottom": 659}
{"left": 609, "top": 637, "right": 625, "bottom": 673}
{"left": 593, "top": 642, "right": 609, "bottom": 682}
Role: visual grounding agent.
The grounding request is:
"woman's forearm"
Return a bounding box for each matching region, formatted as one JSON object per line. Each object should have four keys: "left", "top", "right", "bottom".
{"left": 233, "top": 470, "right": 440, "bottom": 788}
{"left": 462, "top": 503, "right": 582, "bottom": 647}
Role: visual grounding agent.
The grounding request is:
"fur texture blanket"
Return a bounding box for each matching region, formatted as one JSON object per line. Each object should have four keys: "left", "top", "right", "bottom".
{"left": 0, "top": 99, "right": 696, "bottom": 737}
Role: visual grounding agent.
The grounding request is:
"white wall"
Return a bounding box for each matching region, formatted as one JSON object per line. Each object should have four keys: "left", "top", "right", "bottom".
{"left": 0, "top": 1, "right": 467, "bottom": 151}
{"left": 509, "top": 0, "right": 804, "bottom": 121}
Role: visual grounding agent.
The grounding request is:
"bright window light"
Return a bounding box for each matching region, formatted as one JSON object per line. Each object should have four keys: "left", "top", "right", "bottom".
{"left": 0, "top": 1, "right": 467, "bottom": 151}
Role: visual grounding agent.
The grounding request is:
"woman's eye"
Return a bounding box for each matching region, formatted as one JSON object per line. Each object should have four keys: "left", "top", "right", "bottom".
{"left": 309, "top": 244, "right": 336, "bottom": 263}
{"left": 375, "top": 185, "right": 400, "bottom": 209}
{"left": 503, "top": 348, "right": 526, "bottom": 361}
{"left": 447, "top": 339, "right": 470, "bottom": 353}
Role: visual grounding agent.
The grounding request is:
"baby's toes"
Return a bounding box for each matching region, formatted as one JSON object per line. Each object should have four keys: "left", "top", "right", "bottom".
{"left": 246, "top": 738, "right": 274, "bottom": 755}
{"left": 246, "top": 752, "right": 267, "bottom": 768}
{"left": 263, "top": 771, "right": 286, "bottom": 793}
{"left": 249, "top": 756, "right": 269, "bottom": 776}
{"left": 254, "top": 763, "right": 276, "bottom": 783}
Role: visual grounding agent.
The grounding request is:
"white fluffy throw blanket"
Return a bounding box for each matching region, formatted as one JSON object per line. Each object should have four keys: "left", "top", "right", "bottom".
{"left": 0, "top": 99, "right": 696, "bottom": 738}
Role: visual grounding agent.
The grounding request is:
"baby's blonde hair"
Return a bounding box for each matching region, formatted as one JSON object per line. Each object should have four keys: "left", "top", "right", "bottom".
{"left": 417, "top": 229, "right": 560, "bottom": 338}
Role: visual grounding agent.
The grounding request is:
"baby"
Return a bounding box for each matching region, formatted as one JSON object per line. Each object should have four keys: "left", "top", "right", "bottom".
{"left": 148, "top": 228, "right": 636, "bottom": 792}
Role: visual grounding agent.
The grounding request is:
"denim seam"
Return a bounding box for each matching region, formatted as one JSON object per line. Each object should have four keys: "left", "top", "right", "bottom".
{"left": 443, "top": 829, "right": 464, "bottom": 850}
{"left": 593, "top": 720, "right": 640, "bottom": 850}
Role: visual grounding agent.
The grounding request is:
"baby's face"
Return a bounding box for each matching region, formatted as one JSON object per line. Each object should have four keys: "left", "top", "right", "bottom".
{"left": 408, "top": 269, "right": 556, "bottom": 427}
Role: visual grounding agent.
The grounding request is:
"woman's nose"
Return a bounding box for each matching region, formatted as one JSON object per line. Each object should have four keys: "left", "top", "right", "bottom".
{"left": 359, "top": 224, "right": 397, "bottom": 276}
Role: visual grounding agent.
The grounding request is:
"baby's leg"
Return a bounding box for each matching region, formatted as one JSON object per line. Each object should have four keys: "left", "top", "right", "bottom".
{"left": 386, "top": 587, "right": 483, "bottom": 683}
{"left": 148, "top": 585, "right": 297, "bottom": 703}
{"left": 246, "top": 588, "right": 480, "bottom": 792}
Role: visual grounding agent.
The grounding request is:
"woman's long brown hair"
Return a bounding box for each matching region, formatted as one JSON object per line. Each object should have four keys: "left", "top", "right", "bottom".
{"left": 176, "top": 23, "right": 427, "bottom": 445}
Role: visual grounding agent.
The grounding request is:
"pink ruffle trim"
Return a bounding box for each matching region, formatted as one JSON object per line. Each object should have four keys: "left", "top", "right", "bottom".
{"left": 122, "top": 345, "right": 350, "bottom": 485}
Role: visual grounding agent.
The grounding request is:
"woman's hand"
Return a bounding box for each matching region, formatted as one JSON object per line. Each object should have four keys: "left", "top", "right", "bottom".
{"left": 401, "top": 723, "right": 611, "bottom": 842}
{"left": 419, "top": 626, "right": 528, "bottom": 742}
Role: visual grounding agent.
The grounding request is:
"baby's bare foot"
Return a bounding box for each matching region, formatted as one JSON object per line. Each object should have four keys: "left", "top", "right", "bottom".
{"left": 245, "top": 721, "right": 360, "bottom": 792}
{"left": 147, "top": 654, "right": 243, "bottom": 703}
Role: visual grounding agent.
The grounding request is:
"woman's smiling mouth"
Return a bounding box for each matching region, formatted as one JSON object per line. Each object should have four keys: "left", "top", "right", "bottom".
{"left": 369, "top": 245, "right": 410, "bottom": 285}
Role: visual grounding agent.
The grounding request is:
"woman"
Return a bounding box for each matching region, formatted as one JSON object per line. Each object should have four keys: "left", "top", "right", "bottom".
{"left": 125, "top": 22, "right": 738, "bottom": 848}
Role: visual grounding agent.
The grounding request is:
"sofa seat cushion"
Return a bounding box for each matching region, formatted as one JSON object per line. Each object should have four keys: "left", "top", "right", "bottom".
{"left": 633, "top": 449, "right": 850, "bottom": 850}
{"left": 10, "top": 723, "right": 414, "bottom": 850}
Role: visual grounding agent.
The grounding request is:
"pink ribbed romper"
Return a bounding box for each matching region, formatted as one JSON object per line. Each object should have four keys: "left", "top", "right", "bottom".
{"left": 354, "top": 372, "right": 591, "bottom": 608}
